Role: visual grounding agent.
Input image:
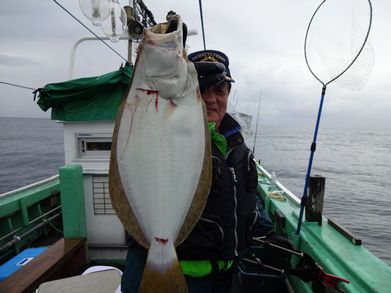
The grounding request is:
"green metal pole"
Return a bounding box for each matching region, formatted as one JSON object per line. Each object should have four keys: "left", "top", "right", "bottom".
{"left": 59, "top": 165, "right": 87, "bottom": 238}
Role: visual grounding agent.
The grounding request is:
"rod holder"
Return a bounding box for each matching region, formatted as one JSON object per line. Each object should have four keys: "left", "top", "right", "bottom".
{"left": 305, "top": 175, "right": 325, "bottom": 225}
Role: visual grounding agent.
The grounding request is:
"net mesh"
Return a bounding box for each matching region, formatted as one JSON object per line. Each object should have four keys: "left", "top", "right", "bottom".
{"left": 305, "top": 0, "right": 374, "bottom": 89}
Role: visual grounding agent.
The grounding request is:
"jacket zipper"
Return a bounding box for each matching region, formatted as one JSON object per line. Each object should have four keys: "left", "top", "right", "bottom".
{"left": 229, "top": 166, "right": 238, "bottom": 257}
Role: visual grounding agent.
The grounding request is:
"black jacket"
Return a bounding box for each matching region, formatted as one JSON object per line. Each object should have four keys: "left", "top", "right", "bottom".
{"left": 177, "top": 114, "right": 270, "bottom": 260}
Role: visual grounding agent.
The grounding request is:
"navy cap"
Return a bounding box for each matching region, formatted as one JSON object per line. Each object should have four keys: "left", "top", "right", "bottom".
{"left": 188, "top": 50, "right": 234, "bottom": 82}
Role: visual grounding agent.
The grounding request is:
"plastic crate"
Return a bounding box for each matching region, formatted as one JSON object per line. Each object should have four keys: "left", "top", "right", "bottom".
{"left": 0, "top": 247, "right": 47, "bottom": 281}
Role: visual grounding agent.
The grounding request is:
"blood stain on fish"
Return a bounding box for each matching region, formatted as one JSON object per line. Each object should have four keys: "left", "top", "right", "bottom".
{"left": 119, "top": 96, "right": 140, "bottom": 161}
{"left": 136, "top": 88, "right": 159, "bottom": 112}
{"left": 155, "top": 237, "right": 169, "bottom": 246}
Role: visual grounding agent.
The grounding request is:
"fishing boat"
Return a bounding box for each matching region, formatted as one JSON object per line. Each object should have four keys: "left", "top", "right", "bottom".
{"left": 1, "top": 58, "right": 390, "bottom": 293}
{"left": 0, "top": 1, "right": 390, "bottom": 292}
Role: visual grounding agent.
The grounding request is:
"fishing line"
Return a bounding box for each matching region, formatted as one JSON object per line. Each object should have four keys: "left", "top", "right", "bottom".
{"left": 296, "top": 0, "right": 373, "bottom": 235}
{"left": 52, "top": 0, "right": 127, "bottom": 63}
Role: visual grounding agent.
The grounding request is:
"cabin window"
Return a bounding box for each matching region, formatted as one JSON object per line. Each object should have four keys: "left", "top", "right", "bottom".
{"left": 86, "top": 141, "right": 111, "bottom": 151}
{"left": 77, "top": 133, "right": 112, "bottom": 159}
{"left": 92, "top": 176, "right": 115, "bottom": 215}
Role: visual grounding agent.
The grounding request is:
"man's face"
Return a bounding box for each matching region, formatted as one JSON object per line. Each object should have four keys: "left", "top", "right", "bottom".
{"left": 202, "top": 82, "right": 230, "bottom": 128}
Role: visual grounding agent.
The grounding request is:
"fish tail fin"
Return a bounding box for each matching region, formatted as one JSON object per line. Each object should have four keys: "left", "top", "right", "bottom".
{"left": 139, "top": 240, "right": 187, "bottom": 293}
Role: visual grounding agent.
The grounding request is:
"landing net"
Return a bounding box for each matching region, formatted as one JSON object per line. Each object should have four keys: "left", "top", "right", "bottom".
{"left": 304, "top": 0, "right": 374, "bottom": 89}
{"left": 296, "top": 0, "right": 373, "bottom": 234}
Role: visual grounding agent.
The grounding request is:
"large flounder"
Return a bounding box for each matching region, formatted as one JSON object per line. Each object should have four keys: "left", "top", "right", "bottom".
{"left": 109, "top": 16, "right": 211, "bottom": 292}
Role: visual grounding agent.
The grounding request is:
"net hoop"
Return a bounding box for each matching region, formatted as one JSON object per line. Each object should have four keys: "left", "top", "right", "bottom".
{"left": 304, "top": 0, "right": 373, "bottom": 86}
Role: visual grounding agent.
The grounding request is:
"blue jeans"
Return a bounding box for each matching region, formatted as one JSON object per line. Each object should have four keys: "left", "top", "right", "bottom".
{"left": 121, "top": 247, "right": 233, "bottom": 293}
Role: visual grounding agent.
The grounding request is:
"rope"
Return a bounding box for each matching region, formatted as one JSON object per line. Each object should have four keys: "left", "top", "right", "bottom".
{"left": 268, "top": 191, "right": 286, "bottom": 201}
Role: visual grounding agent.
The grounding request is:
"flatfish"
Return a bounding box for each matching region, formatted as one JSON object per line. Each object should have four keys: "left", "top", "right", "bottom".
{"left": 109, "top": 16, "right": 212, "bottom": 292}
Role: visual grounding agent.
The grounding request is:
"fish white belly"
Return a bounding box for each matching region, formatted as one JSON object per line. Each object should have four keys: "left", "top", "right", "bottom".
{"left": 116, "top": 88, "right": 205, "bottom": 243}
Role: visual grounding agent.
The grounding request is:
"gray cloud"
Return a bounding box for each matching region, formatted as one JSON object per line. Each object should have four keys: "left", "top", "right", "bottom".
{"left": 0, "top": 54, "right": 39, "bottom": 67}
{"left": 0, "top": 0, "right": 390, "bottom": 128}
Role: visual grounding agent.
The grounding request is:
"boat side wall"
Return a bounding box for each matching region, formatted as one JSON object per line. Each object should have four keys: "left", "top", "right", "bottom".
{"left": 0, "top": 177, "right": 61, "bottom": 255}
{"left": 256, "top": 162, "right": 391, "bottom": 293}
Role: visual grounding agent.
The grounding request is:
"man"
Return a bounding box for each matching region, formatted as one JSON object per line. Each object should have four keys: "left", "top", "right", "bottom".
{"left": 121, "top": 50, "right": 274, "bottom": 293}
{"left": 176, "top": 50, "right": 274, "bottom": 292}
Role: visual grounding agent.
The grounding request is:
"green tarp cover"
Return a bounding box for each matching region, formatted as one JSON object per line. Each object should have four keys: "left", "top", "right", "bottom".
{"left": 36, "top": 64, "right": 132, "bottom": 121}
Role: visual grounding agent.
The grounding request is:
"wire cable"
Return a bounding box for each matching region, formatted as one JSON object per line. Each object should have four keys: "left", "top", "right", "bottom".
{"left": 52, "top": 0, "right": 127, "bottom": 63}
{"left": 0, "top": 81, "right": 36, "bottom": 91}
{"left": 198, "top": 0, "right": 207, "bottom": 50}
{"left": 47, "top": 220, "right": 63, "bottom": 234}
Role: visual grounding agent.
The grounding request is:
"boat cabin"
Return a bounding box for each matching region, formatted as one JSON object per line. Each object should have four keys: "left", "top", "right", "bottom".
{"left": 49, "top": 64, "right": 132, "bottom": 261}
{"left": 63, "top": 120, "right": 127, "bottom": 261}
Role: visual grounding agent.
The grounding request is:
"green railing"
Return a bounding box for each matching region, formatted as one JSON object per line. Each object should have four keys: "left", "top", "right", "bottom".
{"left": 0, "top": 176, "right": 61, "bottom": 259}
{"left": 256, "top": 162, "right": 391, "bottom": 293}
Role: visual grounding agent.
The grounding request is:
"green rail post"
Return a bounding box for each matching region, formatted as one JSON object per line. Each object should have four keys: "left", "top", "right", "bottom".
{"left": 59, "top": 165, "right": 87, "bottom": 238}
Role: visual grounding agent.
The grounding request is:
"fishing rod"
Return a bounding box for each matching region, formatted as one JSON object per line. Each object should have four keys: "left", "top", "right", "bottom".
{"left": 198, "top": 0, "right": 207, "bottom": 50}
{"left": 252, "top": 90, "right": 262, "bottom": 154}
{"left": 239, "top": 236, "right": 350, "bottom": 293}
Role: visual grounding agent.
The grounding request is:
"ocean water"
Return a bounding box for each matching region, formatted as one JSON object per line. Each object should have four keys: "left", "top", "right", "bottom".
{"left": 0, "top": 117, "right": 64, "bottom": 194}
{"left": 0, "top": 117, "right": 390, "bottom": 266}
{"left": 252, "top": 126, "right": 391, "bottom": 266}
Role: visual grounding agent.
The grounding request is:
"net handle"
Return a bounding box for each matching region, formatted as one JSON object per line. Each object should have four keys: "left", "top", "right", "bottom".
{"left": 304, "top": 0, "right": 373, "bottom": 86}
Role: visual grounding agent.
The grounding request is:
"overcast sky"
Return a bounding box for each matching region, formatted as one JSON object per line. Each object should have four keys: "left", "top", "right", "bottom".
{"left": 1, "top": 0, "right": 390, "bottom": 129}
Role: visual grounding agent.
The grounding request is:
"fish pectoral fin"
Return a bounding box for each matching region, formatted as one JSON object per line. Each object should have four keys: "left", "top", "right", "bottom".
{"left": 139, "top": 239, "right": 187, "bottom": 293}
